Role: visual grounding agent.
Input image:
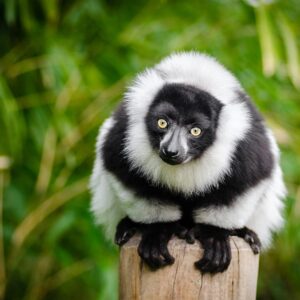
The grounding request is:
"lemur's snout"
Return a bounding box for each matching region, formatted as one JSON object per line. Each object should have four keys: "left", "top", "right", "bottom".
{"left": 159, "top": 126, "right": 187, "bottom": 165}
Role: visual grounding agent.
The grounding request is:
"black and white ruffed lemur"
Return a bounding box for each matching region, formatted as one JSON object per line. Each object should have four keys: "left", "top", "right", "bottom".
{"left": 90, "top": 52, "right": 286, "bottom": 273}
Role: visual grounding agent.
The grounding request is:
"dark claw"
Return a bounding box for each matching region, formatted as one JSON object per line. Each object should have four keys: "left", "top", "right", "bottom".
{"left": 233, "top": 227, "right": 261, "bottom": 254}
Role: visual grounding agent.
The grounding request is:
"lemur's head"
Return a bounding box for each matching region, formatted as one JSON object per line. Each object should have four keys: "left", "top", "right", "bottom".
{"left": 145, "top": 83, "right": 222, "bottom": 165}
{"left": 125, "top": 52, "right": 249, "bottom": 192}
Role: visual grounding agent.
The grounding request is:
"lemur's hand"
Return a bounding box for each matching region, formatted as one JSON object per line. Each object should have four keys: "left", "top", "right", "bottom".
{"left": 191, "top": 224, "right": 232, "bottom": 274}
{"left": 231, "top": 227, "right": 261, "bottom": 254}
{"left": 137, "top": 222, "right": 180, "bottom": 269}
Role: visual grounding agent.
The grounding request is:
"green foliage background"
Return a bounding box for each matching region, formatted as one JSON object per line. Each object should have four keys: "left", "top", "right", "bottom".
{"left": 1, "top": 0, "right": 300, "bottom": 299}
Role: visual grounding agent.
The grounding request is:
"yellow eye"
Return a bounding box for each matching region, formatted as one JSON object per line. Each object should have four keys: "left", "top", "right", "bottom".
{"left": 158, "top": 119, "right": 168, "bottom": 129}
{"left": 190, "top": 127, "right": 202, "bottom": 136}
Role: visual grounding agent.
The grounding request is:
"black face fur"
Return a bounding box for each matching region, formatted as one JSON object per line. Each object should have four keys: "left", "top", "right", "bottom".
{"left": 145, "top": 83, "right": 223, "bottom": 165}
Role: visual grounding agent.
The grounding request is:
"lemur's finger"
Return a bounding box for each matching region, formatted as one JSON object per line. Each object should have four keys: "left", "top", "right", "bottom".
{"left": 149, "top": 245, "right": 167, "bottom": 268}
{"left": 194, "top": 238, "right": 214, "bottom": 272}
{"left": 159, "top": 242, "right": 175, "bottom": 265}
{"left": 209, "top": 239, "right": 222, "bottom": 273}
{"left": 138, "top": 237, "right": 150, "bottom": 261}
{"left": 218, "top": 239, "right": 231, "bottom": 273}
{"left": 233, "top": 227, "right": 261, "bottom": 255}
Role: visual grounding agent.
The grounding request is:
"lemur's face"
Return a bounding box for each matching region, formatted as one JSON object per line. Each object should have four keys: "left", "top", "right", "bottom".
{"left": 145, "top": 83, "right": 223, "bottom": 165}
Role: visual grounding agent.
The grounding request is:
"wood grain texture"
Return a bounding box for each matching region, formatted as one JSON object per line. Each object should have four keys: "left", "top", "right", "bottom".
{"left": 119, "top": 236, "right": 259, "bottom": 300}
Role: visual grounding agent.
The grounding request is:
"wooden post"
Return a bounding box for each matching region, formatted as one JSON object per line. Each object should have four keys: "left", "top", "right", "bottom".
{"left": 119, "top": 235, "right": 259, "bottom": 300}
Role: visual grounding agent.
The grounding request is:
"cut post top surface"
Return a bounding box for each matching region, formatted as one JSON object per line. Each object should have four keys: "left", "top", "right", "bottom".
{"left": 119, "top": 235, "right": 259, "bottom": 300}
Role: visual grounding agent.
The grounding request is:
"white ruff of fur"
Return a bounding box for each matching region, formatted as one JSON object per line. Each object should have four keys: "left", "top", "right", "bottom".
{"left": 124, "top": 52, "right": 251, "bottom": 195}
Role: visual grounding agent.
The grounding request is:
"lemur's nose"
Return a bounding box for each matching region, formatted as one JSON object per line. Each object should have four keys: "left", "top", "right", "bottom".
{"left": 164, "top": 149, "right": 179, "bottom": 158}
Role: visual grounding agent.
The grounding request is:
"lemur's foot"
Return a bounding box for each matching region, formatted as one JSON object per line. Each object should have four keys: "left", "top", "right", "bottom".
{"left": 232, "top": 227, "right": 261, "bottom": 254}
{"left": 115, "top": 217, "right": 138, "bottom": 246}
{"left": 192, "top": 224, "right": 232, "bottom": 274}
{"left": 138, "top": 222, "right": 176, "bottom": 269}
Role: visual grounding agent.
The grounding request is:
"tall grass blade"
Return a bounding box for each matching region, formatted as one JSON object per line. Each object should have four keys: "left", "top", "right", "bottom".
{"left": 277, "top": 12, "right": 300, "bottom": 89}
{"left": 255, "top": 4, "right": 279, "bottom": 76}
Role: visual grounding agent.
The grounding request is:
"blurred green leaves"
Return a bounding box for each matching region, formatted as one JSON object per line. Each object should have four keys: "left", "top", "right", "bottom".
{"left": 0, "top": 0, "right": 300, "bottom": 299}
{"left": 255, "top": 3, "right": 300, "bottom": 89}
{"left": 0, "top": 76, "right": 25, "bottom": 158}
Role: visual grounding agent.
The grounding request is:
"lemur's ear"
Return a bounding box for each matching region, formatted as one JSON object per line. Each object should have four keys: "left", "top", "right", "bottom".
{"left": 208, "top": 97, "right": 223, "bottom": 125}
{"left": 235, "top": 89, "right": 250, "bottom": 103}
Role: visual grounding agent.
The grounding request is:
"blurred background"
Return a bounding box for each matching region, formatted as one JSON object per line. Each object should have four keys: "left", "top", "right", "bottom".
{"left": 1, "top": 0, "right": 300, "bottom": 299}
